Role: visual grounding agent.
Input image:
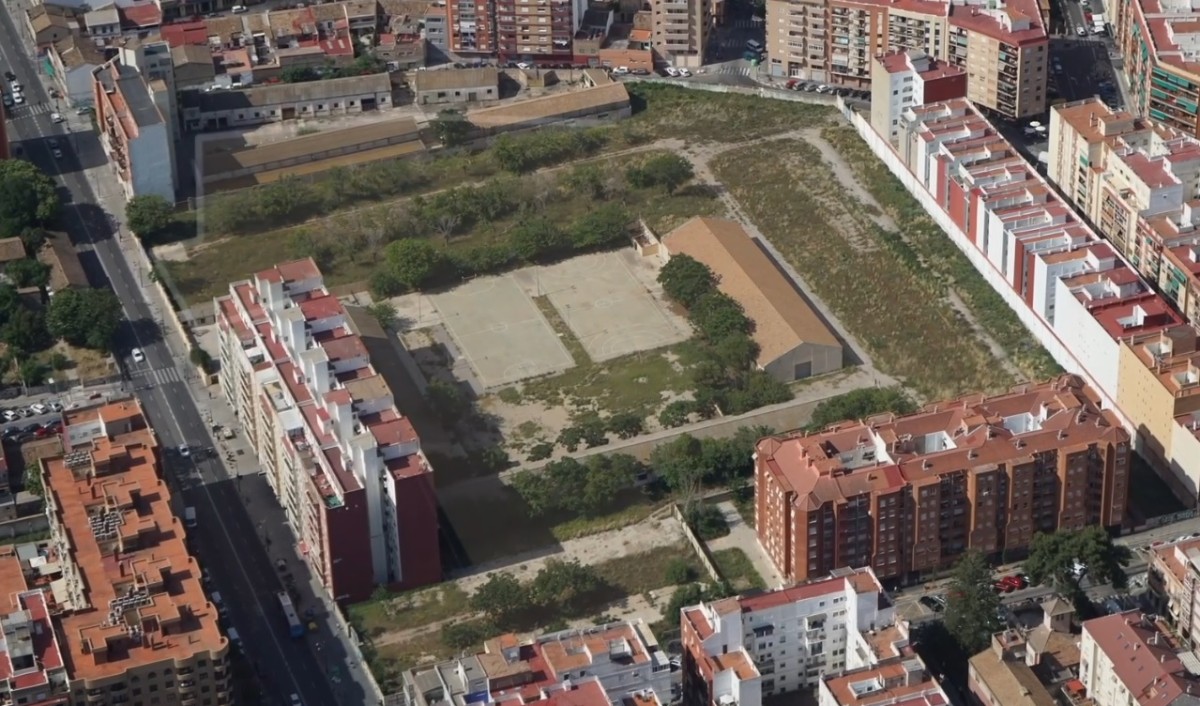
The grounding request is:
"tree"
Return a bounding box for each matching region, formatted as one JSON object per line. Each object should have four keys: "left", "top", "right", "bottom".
{"left": 808, "top": 388, "right": 918, "bottom": 430}
{"left": 1024, "top": 527, "right": 1133, "bottom": 592}
{"left": 690, "top": 292, "right": 752, "bottom": 341}
{"left": 125, "top": 194, "right": 174, "bottom": 238}
{"left": 606, "top": 412, "right": 644, "bottom": 439}
{"left": 510, "top": 218, "right": 566, "bottom": 262}
{"left": 19, "top": 227, "right": 47, "bottom": 254}
{"left": 567, "top": 203, "right": 631, "bottom": 249}
{"left": 380, "top": 239, "right": 447, "bottom": 292}
{"left": 529, "top": 559, "right": 602, "bottom": 616}
{"left": 46, "top": 288, "right": 122, "bottom": 350}
{"left": 365, "top": 301, "right": 398, "bottom": 331}
{"left": 626, "top": 154, "right": 695, "bottom": 193}
{"left": 665, "top": 558, "right": 696, "bottom": 585}
{"left": 943, "top": 551, "right": 1002, "bottom": 654}
{"left": 281, "top": 66, "right": 321, "bottom": 83}
{"left": 658, "top": 400, "right": 695, "bottom": 429}
{"left": 425, "top": 378, "right": 469, "bottom": 427}
{"left": 432, "top": 110, "right": 472, "bottom": 147}
{"left": 470, "top": 572, "right": 530, "bottom": 627}
{"left": 3, "top": 307, "right": 51, "bottom": 355}
{"left": 658, "top": 254, "right": 717, "bottom": 304}
{"left": 442, "top": 619, "right": 494, "bottom": 650}
{"left": 0, "top": 160, "right": 59, "bottom": 235}
{"left": 5, "top": 259, "right": 50, "bottom": 289}
{"left": 18, "top": 358, "right": 48, "bottom": 386}
{"left": 649, "top": 434, "right": 705, "bottom": 500}
{"left": 686, "top": 503, "right": 730, "bottom": 540}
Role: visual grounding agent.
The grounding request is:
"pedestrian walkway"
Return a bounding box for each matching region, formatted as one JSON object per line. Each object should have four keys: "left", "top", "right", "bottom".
{"left": 715, "top": 63, "right": 754, "bottom": 77}
{"left": 707, "top": 501, "right": 785, "bottom": 590}
{"left": 133, "top": 365, "right": 184, "bottom": 386}
{"left": 5, "top": 101, "right": 57, "bottom": 118}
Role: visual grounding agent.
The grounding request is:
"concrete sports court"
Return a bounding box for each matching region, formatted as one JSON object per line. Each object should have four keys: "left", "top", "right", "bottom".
{"left": 518, "top": 252, "right": 690, "bottom": 363}
{"left": 431, "top": 275, "right": 575, "bottom": 389}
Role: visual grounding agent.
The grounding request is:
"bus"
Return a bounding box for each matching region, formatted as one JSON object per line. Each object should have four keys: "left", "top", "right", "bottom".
{"left": 278, "top": 592, "right": 305, "bottom": 638}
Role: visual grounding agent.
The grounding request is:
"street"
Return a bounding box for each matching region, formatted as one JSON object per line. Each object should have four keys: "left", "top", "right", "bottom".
{"left": 0, "top": 7, "right": 361, "bottom": 706}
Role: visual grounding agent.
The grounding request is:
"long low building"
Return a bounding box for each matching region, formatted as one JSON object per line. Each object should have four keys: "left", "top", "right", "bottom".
{"left": 198, "top": 117, "right": 428, "bottom": 192}
{"left": 466, "top": 81, "right": 631, "bottom": 132}
{"left": 180, "top": 73, "right": 394, "bottom": 131}
{"left": 663, "top": 216, "right": 844, "bottom": 382}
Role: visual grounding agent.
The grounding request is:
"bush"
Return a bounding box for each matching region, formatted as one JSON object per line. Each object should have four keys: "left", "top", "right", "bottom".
{"left": 666, "top": 558, "right": 696, "bottom": 585}
{"left": 493, "top": 130, "right": 609, "bottom": 174}
{"left": 658, "top": 401, "right": 695, "bottom": 429}
{"left": 626, "top": 153, "right": 695, "bottom": 193}
{"left": 526, "top": 442, "right": 555, "bottom": 462}
{"left": 686, "top": 503, "right": 730, "bottom": 540}
{"left": 442, "top": 619, "right": 495, "bottom": 650}
{"left": 808, "top": 387, "right": 917, "bottom": 430}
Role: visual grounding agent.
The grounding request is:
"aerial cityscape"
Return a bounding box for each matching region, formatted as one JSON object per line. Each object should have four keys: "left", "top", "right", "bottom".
{"left": 6, "top": 0, "right": 1200, "bottom": 702}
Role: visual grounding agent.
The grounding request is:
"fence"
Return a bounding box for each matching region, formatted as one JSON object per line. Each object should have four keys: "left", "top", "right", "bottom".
{"left": 672, "top": 503, "right": 724, "bottom": 584}
{"left": 627, "top": 77, "right": 840, "bottom": 106}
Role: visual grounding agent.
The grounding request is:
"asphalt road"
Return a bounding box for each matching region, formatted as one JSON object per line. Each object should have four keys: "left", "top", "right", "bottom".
{"left": 0, "top": 11, "right": 344, "bottom": 706}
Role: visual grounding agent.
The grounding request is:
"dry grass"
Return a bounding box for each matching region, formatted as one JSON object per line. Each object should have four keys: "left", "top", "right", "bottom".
{"left": 710, "top": 139, "right": 1014, "bottom": 401}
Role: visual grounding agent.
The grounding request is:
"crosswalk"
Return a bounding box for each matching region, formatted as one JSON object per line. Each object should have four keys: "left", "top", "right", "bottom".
{"left": 135, "top": 366, "right": 184, "bottom": 386}
{"left": 716, "top": 64, "right": 754, "bottom": 76}
{"left": 728, "top": 18, "right": 764, "bottom": 28}
{"left": 6, "top": 102, "right": 56, "bottom": 118}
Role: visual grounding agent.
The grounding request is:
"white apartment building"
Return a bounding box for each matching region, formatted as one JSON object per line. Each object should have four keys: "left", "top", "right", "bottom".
{"left": 681, "top": 567, "right": 897, "bottom": 706}
{"left": 1080, "top": 611, "right": 1200, "bottom": 706}
{"left": 215, "top": 258, "right": 440, "bottom": 603}
{"left": 870, "top": 49, "right": 966, "bottom": 144}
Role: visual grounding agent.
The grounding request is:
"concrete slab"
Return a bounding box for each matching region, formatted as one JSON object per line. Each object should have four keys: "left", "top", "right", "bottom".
{"left": 515, "top": 252, "right": 690, "bottom": 363}
{"left": 431, "top": 274, "right": 575, "bottom": 389}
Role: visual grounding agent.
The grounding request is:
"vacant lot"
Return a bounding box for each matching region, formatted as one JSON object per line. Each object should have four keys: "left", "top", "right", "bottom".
{"left": 820, "top": 127, "right": 1061, "bottom": 381}
{"left": 162, "top": 148, "right": 723, "bottom": 304}
{"left": 713, "top": 548, "right": 767, "bottom": 592}
{"left": 711, "top": 139, "right": 1014, "bottom": 401}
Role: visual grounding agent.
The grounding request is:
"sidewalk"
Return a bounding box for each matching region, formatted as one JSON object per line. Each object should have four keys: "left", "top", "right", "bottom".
{"left": 707, "top": 501, "right": 785, "bottom": 590}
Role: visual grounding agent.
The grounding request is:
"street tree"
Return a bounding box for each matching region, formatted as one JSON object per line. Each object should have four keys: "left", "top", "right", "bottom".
{"left": 125, "top": 194, "right": 174, "bottom": 238}
{"left": 0, "top": 160, "right": 59, "bottom": 235}
{"left": 650, "top": 434, "right": 705, "bottom": 504}
{"left": 46, "top": 288, "right": 122, "bottom": 350}
{"left": 1024, "top": 526, "right": 1133, "bottom": 592}
{"left": 943, "top": 550, "right": 1002, "bottom": 654}
{"left": 658, "top": 254, "right": 716, "bottom": 304}
{"left": 470, "top": 572, "right": 530, "bottom": 628}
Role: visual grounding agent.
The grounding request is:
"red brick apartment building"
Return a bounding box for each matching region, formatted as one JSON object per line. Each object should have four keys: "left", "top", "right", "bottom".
{"left": 755, "top": 375, "right": 1130, "bottom": 584}
{"left": 215, "top": 258, "right": 439, "bottom": 603}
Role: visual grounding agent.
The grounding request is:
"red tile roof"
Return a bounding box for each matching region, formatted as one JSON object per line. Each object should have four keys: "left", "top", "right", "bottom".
{"left": 120, "top": 1, "right": 162, "bottom": 28}
{"left": 1083, "top": 612, "right": 1200, "bottom": 705}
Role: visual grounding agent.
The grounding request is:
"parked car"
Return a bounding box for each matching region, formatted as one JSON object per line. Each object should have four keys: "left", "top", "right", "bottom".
{"left": 29, "top": 403, "right": 46, "bottom": 415}
{"left": 2, "top": 410, "right": 16, "bottom": 422}
{"left": 48, "top": 401, "right": 62, "bottom": 412}
{"left": 12, "top": 93, "right": 23, "bottom": 105}
{"left": 3, "top": 71, "right": 14, "bottom": 81}
{"left": 51, "top": 148, "right": 62, "bottom": 159}
{"left": 131, "top": 348, "right": 145, "bottom": 363}
{"left": 666, "top": 66, "right": 680, "bottom": 77}
{"left": 21, "top": 423, "right": 40, "bottom": 434}
{"left": 678, "top": 67, "right": 691, "bottom": 77}
{"left": 1, "top": 94, "right": 11, "bottom": 108}
{"left": 918, "top": 595, "right": 944, "bottom": 612}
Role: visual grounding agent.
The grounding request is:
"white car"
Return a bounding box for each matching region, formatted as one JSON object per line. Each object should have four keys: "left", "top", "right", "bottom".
{"left": 613, "top": 66, "right": 630, "bottom": 75}
{"left": 9, "top": 81, "right": 21, "bottom": 92}
{"left": 131, "top": 348, "right": 145, "bottom": 363}
{"left": 678, "top": 67, "right": 691, "bottom": 77}
{"left": 2, "top": 410, "right": 17, "bottom": 422}
{"left": 29, "top": 403, "right": 47, "bottom": 415}
{"left": 12, "top": 93, "right": 24, "bottom": 105}
{"left": 50, "top": 112, "right": 63, "bottom": 123}
{"left": 1076, "top": 26, "right": 1087, "bottom": 36}
{"left": 516, "top": 62, "right": 532, "bottom": 70}
{"left": 178, "top": 444, "right": 191, "bottom": 457}
{"left": 290, "top": 695, "right": 302, "bottom": 706}
{"left": 665, "top": 67, "right": 680, "bottom": 77}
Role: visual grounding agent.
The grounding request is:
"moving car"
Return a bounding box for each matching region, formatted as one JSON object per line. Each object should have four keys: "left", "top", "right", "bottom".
{"left": 50, "top": 112, "right": 63, "bottom": 123}
{"left": 1076, "top": 26, "right": 1088, "bottom": 36}
{"left": 178, "top": 444, "right": 191, "bottom": 457}
{"left": 918, "top": 595, "right": 944, "bottom": 612}
{"left": 3, "top": 71, "right": 14, "bottom": 81}
{"left": 131, "top": 348, "right": 145, "bottom": 363}
{"left": 12, "top": 93, "right": 23, "bottom": 105}
{"left": 290, "top": 694, "right": 303, "bottom": 706}
{"left": 51, "top": 148, "right": 62, "bottom": 159}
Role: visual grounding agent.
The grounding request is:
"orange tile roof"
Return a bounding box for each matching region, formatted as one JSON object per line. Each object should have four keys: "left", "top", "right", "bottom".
{"left": 1083, "top": 612, "right": 1200, "bottom": 704}
{"left": 45, "top": 400, "right": 225, "bottom": 682}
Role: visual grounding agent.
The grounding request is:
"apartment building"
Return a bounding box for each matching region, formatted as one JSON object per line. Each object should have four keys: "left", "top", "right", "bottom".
{"left": 1048, "top": 99, "right": 1200, "bottom": 320}
{"left": 818, "top": 654, "right": 949, "bottom": 706}
{"left": 1116, "top": 327, "right": 1200, "bottom": 501}
{"left": 968, "top": 612, "right": 1081, "bottom": 706}
{"left": 871, "top": 49, "right": 966, "bottom": 144}
{"left": 403, "top": 621, "right": 675, "bottom": 706}
{"left": 651, "top": 0, "right": 713, "bottom": 68}
{"left": 47, "top": 35, "right": 106, "bottom": 108}
{"left": 0, "top": 551, "right": 69, "bottom": 706}
{"left": 447, "top": 0, "right": 498, "bottom": 54}
{"left": 680, "top": 567, "right": 897, "bottom": 705}
{"left": 1080, "top": 611, "right": 1200, "bottom": 706}
{"left": 214, "top": 258, "right": 439, "bottom": 603}
{"left": 41, "top": 399, "right": 231, "bottom": 705}
{"left": 1148, "top": 536, "right": 1200, "bottom": 649}
{"left": 494, "top": 0, "right": 576, "bottom": 60}
{"left": 1112, "top": 0, "right": 1200, "bottom": 137}
{"left": 766, "top": 0, "right": 1046, "bottom": 119}
{"left": 91, "top": 61, "right": 176, "bottom": 203}
{"left": 756, "top": 375, "right": 1130, "bottom": 584}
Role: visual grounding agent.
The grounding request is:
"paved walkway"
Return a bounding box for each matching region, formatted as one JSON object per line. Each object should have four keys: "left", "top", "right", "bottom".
{"left": 706, "top": 501, "right": 785, "bottom": 590}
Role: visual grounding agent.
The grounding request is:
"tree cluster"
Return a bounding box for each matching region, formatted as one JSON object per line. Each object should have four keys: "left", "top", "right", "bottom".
{"left": 657, "top": 256, "right": 791, "bottom": 416}
{"left": 432, "top": 110, "right": 472, "bottom": 147}
{"left": 470, "top": 559, "right": 605, "bottom": 629}
{"left": 807, "top": 387, "right": 918, "bottom": 430}
{"left": 492, "top": 130, "right": 608, "bottom": 174}
{"left": 46, "top": 289, "right": 122, "bottom": 351}
{"left": 370, "top": 197, "right": 632, "bottom": 296}
{"left": 649, "top": 427, "right": 771, "bottom": 502}
{"left": 685, "top": 503, "right": 730, "bottom": 540}
{"left": 0, "top": 160, "right": 59, "bottom": 236}
{"left": 1024, "top": 526, "right": 1133, "bottom": 593}
{"left": 553, "top": 411, "right": 645, "bottom": 453}
{"left": 510, "top": 454, "right": 646, "bottom": 517}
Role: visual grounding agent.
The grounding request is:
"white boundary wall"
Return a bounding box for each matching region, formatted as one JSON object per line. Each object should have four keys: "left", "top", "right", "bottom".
{"left": 836, "top": 99, "right": 1130, "bottom": 429}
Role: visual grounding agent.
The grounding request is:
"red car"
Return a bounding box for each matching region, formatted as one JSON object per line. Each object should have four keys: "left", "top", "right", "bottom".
{"left": 1000, "top": 574, "right": 1028, "bottom": 590}
{"left": 993, "top": 580, "right": 1014, "bottom": 593}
